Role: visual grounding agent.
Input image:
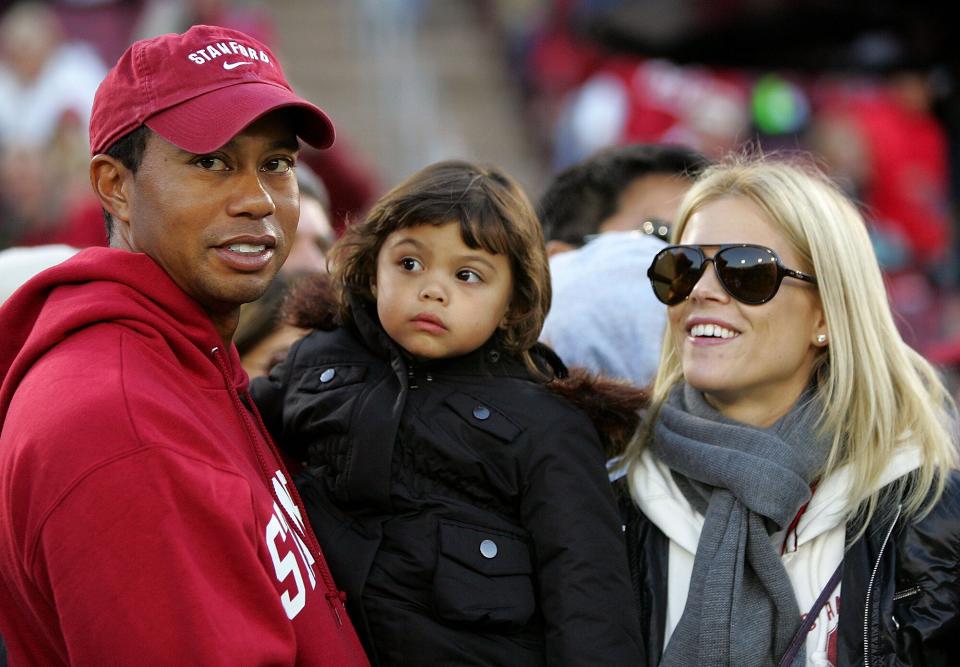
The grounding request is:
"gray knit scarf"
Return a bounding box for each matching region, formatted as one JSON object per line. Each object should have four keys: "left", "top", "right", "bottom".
{"left": 651, "top": 383, "right": 831, "bottom": 667}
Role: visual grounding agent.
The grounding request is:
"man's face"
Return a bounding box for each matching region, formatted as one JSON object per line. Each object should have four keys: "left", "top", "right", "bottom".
{"left": 116, "top": 113, "right": 300, "bottom": 316}
{"left": 599, "top": 173, "right": 692, "bottom": 235}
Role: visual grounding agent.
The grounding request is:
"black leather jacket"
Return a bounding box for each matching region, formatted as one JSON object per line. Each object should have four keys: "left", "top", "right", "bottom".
{"left": 618, "top": 471, "right": 960, "bottom": 666}
{"left": 252, "top": 304, "right": 642, "bottom": 666}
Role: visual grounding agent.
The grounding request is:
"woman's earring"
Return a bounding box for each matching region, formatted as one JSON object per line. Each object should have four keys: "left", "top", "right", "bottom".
{"left": 816, "top": 334, "right": 827, "bottom": 344}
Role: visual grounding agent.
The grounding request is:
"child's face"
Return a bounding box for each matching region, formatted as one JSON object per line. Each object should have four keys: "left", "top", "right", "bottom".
{"left": 374, "top": 221, "right": 513, "bottom": 360}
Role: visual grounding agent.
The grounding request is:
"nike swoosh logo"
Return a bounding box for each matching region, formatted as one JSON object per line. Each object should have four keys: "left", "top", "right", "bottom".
{"left": 223, "top": 61, "right": 253, "bottom": 70}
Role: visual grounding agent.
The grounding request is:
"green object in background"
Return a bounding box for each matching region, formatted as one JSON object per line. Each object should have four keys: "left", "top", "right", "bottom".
{"left": 752, "top": 74, "right": 809, "bottom": 134}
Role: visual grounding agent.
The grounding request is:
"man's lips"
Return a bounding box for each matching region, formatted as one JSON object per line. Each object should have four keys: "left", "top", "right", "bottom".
{"left": 214, "top": 234, "right": 277, "bottom": 251}
{"left": 212, "top": 234, "right": 277, "bottom": 272}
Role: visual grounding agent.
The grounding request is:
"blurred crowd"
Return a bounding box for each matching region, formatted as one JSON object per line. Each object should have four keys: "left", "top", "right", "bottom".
{"left": 0, "top": 0, "right": 378, "bottom": 254}
{"left": 2, "top": 0, "right": 960, "bottom": 375}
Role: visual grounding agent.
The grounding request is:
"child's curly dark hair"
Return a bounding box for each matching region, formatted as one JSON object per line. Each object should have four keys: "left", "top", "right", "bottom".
{"left": 329, "top": 160, "right": 551, "bottom": 369}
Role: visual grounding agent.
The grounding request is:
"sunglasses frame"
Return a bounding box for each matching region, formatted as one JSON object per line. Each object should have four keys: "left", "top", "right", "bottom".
{"left": 647, "top": 243, "right": 818, "bottom": 305}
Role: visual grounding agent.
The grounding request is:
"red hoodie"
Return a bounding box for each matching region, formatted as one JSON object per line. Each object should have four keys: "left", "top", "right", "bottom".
{"left": 0, "top": 248, "right": 368, "bottom": 666}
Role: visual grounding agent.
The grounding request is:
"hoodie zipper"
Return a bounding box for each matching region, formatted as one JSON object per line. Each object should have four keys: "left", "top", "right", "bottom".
{"left": 863, "top": 503, "right": 901, "bottom": 666}
{"left": 211, "top": 346, "right": 347, "bottom": 627}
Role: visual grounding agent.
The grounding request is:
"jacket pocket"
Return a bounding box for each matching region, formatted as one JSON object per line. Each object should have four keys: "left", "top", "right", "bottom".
{"left": 287, "top": 363, "right": 369, "bottom": 438}
{"left": 433, "top": 520, "right": 536, "bottom": 627}
{"left": 296, "top": 363, "right": 368, "bottom": 393}
{"left": 442, "top": 391, "right": 522, "bottom": 442}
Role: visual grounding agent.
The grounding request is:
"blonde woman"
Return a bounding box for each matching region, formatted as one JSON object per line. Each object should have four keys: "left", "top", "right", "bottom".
{"left": 622, "top": 155, "right": 959, "bottom": 666}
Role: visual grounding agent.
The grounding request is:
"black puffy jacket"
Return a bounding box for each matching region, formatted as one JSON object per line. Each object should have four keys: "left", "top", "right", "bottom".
{"left": 252, "top": 303, "right": 643, "bottom": 666}
{"left": 618, "top": 471, "right": 960, "bottom": 666}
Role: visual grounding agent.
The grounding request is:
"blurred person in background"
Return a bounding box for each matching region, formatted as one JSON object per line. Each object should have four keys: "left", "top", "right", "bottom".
{"left": 538, "top": 143, "right": 709, "bottom": 393}
{"left": 0, "top": 25, "right": 367, "bottom": 664}
{"left": 0, "top": 243, "right": 78, "bottom": 303}
{"left": 808, "top": 65, "right": 954, "bottom": 355}
{"left": 283, "top": 163, "right": 337, "bottom": 275}
{"left": 537, "top": 142, "right": 710, "bottom": 254}
{"left": 235, "top": 272, "right": 310, "bottom": 379}
{"left": 0, "top": 1, "right": 105, "bottom": 150}
{"left": 623, "top": 155, "right": 959, "bottom": 665}
{"left": 0, "top": 1, "right": 106, "bottom": 249}
{"left": 133, "top": 0, "right": 275, "bottom": 46}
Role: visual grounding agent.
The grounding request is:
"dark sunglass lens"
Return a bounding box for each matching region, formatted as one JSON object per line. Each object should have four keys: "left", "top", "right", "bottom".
{"left": 649, "top": 247, "right": 703, "bottom": 305}
{"left": 715, "top": 246, "right": 779, "bottom": 304}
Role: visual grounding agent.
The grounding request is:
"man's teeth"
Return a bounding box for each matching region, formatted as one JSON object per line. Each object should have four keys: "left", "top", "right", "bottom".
{"left": 227, "top": 243, "right": 266, "bottom": 254}
{"left": 690, "top": 323, "right": 737, "bottom": 339}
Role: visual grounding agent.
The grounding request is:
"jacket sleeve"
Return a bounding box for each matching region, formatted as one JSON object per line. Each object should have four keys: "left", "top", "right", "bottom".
{"left": 519, "top": 410, "right": 646, "bottom": 665}
{"left": 30, "top": 447, "right": 304, "bottom": 666}
{"left": 890, "top": 470, "right": 960, "bottom": 664}
{"left": 250, "top": 336, "right": 302, "bottom": 445}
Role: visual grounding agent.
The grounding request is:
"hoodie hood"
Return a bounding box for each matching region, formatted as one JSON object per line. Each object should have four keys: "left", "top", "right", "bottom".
{"left": 0, "top": 247, "right": 247, "bottom": 429}
{"left": 541, "top": 231, "right": 667, "bottom": 387}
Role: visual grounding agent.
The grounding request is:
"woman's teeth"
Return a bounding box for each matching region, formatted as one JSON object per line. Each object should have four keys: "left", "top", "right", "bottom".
{"left": 690, "top": 323, "right": 738, "bottom": 339}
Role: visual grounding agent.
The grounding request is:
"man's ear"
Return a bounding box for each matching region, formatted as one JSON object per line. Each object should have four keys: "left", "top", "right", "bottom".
{"left": 90, "top": 154, "right": 132, "bottom": 233}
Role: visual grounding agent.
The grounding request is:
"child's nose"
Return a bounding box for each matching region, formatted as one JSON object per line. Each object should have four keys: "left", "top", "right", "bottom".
{"left": 419, "top": 281, "right": 447, "bottom": 303}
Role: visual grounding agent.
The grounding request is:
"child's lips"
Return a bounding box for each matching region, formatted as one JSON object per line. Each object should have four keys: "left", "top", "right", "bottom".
{"left": 411, "top": 313, "right": 447, "bottom": 334}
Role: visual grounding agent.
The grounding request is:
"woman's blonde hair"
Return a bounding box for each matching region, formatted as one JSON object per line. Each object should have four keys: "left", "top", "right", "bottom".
{"left": 626, "top": 153, "right": 958, "bottom": 537}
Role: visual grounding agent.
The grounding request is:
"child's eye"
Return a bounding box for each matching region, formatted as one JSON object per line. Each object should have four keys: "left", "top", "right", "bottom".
{"left": 399, "top": 257, "right": 423, "bottom": 272}
{"left": 456, "top": 269, "right": 482, "bottom": 283}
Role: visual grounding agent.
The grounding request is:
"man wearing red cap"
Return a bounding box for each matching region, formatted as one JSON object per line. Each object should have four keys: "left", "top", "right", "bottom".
{"left": 0, "top": 25, "right": 368, "bottom": 665}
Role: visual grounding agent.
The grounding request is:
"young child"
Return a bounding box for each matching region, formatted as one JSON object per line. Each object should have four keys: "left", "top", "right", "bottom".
{"left": 252, "top": 160, "right": 642, "bottom": 666}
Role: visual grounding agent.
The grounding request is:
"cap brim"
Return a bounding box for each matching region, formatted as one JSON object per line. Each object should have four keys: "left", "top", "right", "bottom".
{"left": 144, "top": 81, "right": 334, "bottom": 153}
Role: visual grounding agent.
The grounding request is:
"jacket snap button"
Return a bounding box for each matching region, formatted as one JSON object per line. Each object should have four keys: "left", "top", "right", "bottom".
{"left": 479, "top": 539, "right": 498, "bottom": 558}
{"left": 320, "top": 368, "right": 336, "bottom": 383}
{"left": 473, "top": 405, "right": 491, "bottom": 420}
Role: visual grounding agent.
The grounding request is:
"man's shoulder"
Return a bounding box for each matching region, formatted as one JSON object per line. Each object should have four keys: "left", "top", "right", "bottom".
{"left": 7, "top": 320, "right": 199, "bottom": 447}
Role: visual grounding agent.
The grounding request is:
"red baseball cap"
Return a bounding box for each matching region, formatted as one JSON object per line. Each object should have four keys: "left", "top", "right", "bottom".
{"left": 89, "top": 24, "right": 334, "bottom": 156}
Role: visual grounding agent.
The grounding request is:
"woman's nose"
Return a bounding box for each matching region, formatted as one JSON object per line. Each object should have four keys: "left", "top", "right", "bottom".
{"left": 687, "top": 258, "right": 728, "bottom": 303}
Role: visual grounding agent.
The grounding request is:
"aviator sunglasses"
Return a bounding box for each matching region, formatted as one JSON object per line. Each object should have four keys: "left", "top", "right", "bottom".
{"left": 647, "top": 243, "right": 818, "bottom": 306}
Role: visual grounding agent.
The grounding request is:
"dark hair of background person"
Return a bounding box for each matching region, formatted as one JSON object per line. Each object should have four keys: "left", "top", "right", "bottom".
{"left": 100, "top": 124, "right": 150, "bottom": 240}
{"left": 537, "top": 143, "right": 710, "bottom": 246}
{"left": 234, "top": 272, "right": 293, "bottom": 358}
{"left": 332, "top": 159, "right": 551, "bottom": 363}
